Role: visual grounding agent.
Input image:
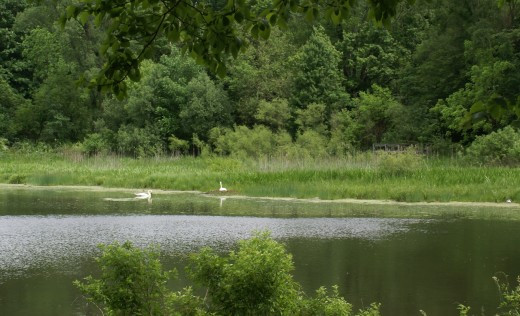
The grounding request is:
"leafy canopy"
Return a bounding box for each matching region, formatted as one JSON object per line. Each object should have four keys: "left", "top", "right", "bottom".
{"left": 60, "top": 0, "right": 413, "bottom": 98}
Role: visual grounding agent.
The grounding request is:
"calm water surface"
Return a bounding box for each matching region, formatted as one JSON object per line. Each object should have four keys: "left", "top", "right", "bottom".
{"left": 1, "top": 188, "right": 520, "bottom": 315}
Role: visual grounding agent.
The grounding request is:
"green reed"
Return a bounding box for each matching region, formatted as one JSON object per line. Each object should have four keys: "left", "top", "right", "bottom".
{"left": 2, "top": 151, "right": 520, "bottom": 203}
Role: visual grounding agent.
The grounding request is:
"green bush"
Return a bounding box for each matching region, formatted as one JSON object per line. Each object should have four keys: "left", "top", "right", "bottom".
{"left": 169, "top": 135, "right": 190, "bottom": 156}
{"left": 295, "top": 130, "right": 329, "bottom": 159}
{"left": 74, "top": 241, "right": 174, "bottom": 315}
{"left": 466, "top": 126, "right": 520, "bottom": 165}
{"left": 188, "top": 231, "right": 301, "bottom": 315}
{"left": 376, "top": 147, "right": 423, "bottom": 175}
{"left": 0, "top": 138, "right": 8, "bottom": 152}
{"left": 81, "top": 133, "right": 108, "bottom": 156}
{"left": 300, "top": 286, "right": 353, "bottom": 316}
{"left": 116, "top": 126, "right": 165, "bottom": 157}
{"left": 75, "top": 233, "right": 382, "bottom": 316}
{"left": 494, "top": 274, "right": 520, "bottom": 315}
{"left": 212, "top": 125, "right": 291, "bottom": 159}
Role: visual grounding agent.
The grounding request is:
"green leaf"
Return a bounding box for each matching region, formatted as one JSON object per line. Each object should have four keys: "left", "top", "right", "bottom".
{"left": 167, "top": 29, "right": 180, "bottom": 42}
{"left": 94, "top": 12, "right": 105, "bottom": 27}
{"left": 78, "top": 11, "right": 90, "bottom": 25}
{"left": 66, "top": 5, "right": 77, "bottom": 19}
{"left": 128, "top": 67, "right": 141, "bottom": 81}
{"left": 217, "top": 63, "right": 227, "bottom": 78}
{"left": 251, "top": 25, "right": 259, "bottom": 39}
{"left": 305, "top": 8, "right": 314, "bottom": 22}
{"left": 259, "top": 25, "right": 270, "bottom": 40}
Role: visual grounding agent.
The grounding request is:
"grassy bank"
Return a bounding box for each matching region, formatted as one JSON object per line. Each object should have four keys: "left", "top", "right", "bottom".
{"left": 1, "top": 151, "right": 520, "bottom": 203}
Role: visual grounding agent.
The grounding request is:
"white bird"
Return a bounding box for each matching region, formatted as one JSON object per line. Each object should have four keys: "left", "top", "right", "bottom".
{"left": 135, "top": 190, "right": 152, "bottom": 199}
{"left": 219, "top": 181, "right": 227, "bottom": 192}
{"left": 506, "top": 199, "right": 512, "bottom": 203}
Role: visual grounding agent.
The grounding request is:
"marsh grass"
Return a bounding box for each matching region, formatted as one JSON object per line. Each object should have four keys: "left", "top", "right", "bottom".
{"left": 2, "top": 151, "right": 520, "bottom": 202}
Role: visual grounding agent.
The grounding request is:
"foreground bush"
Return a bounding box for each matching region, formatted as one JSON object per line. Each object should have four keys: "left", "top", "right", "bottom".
{"left": 74, "top": 242, "right": 173, "bottom": 315}
{"left": 75, "top": 232, "right": 380, "bottom": 315}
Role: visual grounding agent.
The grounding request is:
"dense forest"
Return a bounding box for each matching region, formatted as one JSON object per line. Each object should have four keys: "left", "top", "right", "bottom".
{"left": 1, "top": 0, "right": 520, "bottom": 159}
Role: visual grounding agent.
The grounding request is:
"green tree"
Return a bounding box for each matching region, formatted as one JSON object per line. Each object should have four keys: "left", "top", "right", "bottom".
{"left": 0, "top": 77, "right": 28, "bottom": 141}
{"left": 350, "top": 84, "right": 407, "bottom": 148}
{"left": 61, "top": 0, "right": 407, "bottom": 97}
{"left": 339, "top": 20, "right": 409, "bottom": 95}
{"left": 291, "top": 25, "right": 347, "bottom": 110}
{"left": 225, "top": 28, "right": 295, "bottom": 126}
{"left": 254, "top": 98, "right": 292, "bottom": 131}
{"left": 295, "top": 102, "right": 329, "bottom": 135}
{"left": 0, "top": 0, "right": 29, "bottom": 93}
{"left": 179, "top": 73, "right": 232, "bottom": 139}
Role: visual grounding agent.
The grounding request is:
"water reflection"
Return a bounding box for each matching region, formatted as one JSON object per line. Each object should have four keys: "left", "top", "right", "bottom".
{"left": 0, "top": 215, "right": 420, "bottom": 280}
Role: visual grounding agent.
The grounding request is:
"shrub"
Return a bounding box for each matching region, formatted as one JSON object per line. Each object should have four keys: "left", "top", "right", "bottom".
{"left": 74, "top": 241, "right": 174, "bottom": 315}
{"left": 168, "top": 135, "right": 189, "bottom": 156}
{"left": 494, "top": 274, "right": 520, "bottom": 315}
{"left": 0, "top": 138, "right": 8, "bottom": 152}
{"left": 116, "top": 126, "right": 165, "bottom": 157}
{"left": 376, "top": 147, "right": 423, "bottom": 175}
{"left": 81, "top": 133, "right": 108, "bottom": 156}
{"left": 212, "top": 125, "right": 290, "bottom": 159}
{"left": 254, "top": 98, "right": 291, "bottom": 131}
{"left": 466, "top": 126, "right": 520, "bottom": 165}
{"left": 188, "top": 231, "right": 301, "bottom": 315}
{"left": 75, "top": 234, "right": 381, "bottom": 316}
{"left": 296, "top": 130, "right": 329, "bottom": 159}
{"left": 300, "top": 286, "right": 353, "bottom": 316}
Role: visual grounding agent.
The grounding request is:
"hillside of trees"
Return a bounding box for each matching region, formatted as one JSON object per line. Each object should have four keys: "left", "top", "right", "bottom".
{"left": 1, "top": 0, "right": 520, "bottom": 159}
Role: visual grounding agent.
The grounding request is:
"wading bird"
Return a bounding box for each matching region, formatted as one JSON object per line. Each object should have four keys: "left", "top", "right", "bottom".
{"left": 219, "top": 182, "right": 227, "bottom": 192}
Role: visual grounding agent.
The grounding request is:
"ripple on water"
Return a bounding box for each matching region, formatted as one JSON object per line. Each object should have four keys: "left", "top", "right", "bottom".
{"left": 0, "top": 215, "right": 426, "bottom": 280}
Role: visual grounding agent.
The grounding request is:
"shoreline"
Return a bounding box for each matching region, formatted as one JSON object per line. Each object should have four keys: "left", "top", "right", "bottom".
{"left": 1, "top": 183, "right": 518, "bottom": 209}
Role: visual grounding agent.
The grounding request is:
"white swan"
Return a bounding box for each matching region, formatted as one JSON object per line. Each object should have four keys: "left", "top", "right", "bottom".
{"left": 219, "top": 181, "right": 227, "bottom": 192}
{"left": 506, "top": 199, "right": 512, "bottom": 203}
{"left": 135, "top": 190, "right": 152, "bottom": 199}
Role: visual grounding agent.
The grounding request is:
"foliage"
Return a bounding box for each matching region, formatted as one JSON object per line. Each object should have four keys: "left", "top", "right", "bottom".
{"left": 376, "top": 147, "right": 423, "bottom": 175}
{"left": 75, "top": 233, "right": 383, "bottom": 315}
{"left": 74, "top": 241, "right": 174, "bottom": 315}
{"left": 300, "top": 285, "right": 353, "bottom": 315}
{"left": 169, "top": 135, "right": 190, "bottom": 156}
{"left": 466, "top": 126, "right": 520, "bottom": 165}
{"left": 2, "top": 0, "right": 520, "bottom": 166}
{"left": 339, "top": 19, "right": 409, "bottom": 94}
{"left": 211, "top": 125, "right": 292, "bottom": 158}
{"left": 291, "top": 25, "right": 347, "bottom": 112}
{"left": 295, "top": 103, "right": 328, "bottom": 135}
{"left": 60, "top": 0, "right": 405, "bottom": 97}
{"left": 494, "top": 274, "right": 520, "bottom": 315}
{"left": 355, "top": 303, "right": 382, "bottom": 316}
{"left": 349, "top": 85, "right": 407, "bottom": 148}
{"left": 188, "top": 231, "right": 301, "bottom": 315}
{"left": 295, "top": 130, "right": 330, "bottom": 159}
{"left": 254, "top": 98, "right": 292, "bottom": 131}
{"left": 116, "top": 125, "right": 164, "bottom": 157}
{"left": 457, "top": 304, "right": 471, "bottom": 316}
{"left": 81, "top": 133, "right": 107, "bottom": 156}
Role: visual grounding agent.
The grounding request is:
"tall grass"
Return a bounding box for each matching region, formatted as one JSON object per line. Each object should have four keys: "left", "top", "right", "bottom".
{"left": 2, "top": 150, "right": 520, "bottom": 202}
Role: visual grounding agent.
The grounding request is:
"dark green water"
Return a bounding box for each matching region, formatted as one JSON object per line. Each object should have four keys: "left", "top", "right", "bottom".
{"left": 1, "top": 187, "right": 520, "bottom": 315}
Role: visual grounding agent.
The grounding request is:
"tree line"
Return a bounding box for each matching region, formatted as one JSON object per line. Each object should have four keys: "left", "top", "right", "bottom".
{"left": 1, "top": 0, "right": 520, "bottom": 160}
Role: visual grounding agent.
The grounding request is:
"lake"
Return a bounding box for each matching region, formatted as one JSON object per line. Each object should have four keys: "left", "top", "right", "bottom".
{"left": 1, "top": 186, "right": 520, "bottom": 315}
